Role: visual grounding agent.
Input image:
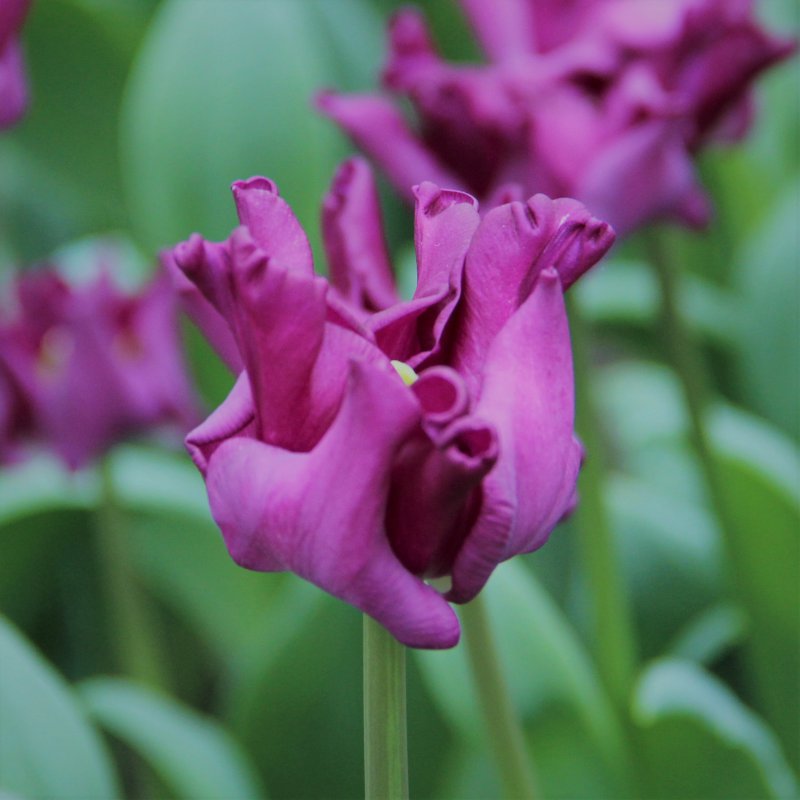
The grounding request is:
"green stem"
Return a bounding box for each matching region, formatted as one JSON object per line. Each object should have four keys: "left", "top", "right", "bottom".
{"left": 96, "top": 459, "right": 165, "bottom": 687}
{"left": 363, "top": 615, "right": 408, "bottom": 800}
{"left": 647, "top": 229, "right": 736, "bottom": 566}
{"left": 567, "top": 295, "right": 638, "bottom": 709}
{"left": 461, "top": 595, "right": 539, "bottom": 800}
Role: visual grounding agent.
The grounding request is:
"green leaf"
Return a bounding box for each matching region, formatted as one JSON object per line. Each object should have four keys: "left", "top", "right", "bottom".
{"left": 0, "top": 616, "right": 119, "bottom": 799}
{"left": 633, "top": 659, "right": 799, "bottom": 800}
{"left": 575, "top": 259, "right": 739, "bottom": 348}
{"left": 120, "top": 0, "right": 348, "bottom": 255}
{"left": 734, "top": 178, "right": 800, "bottom": 441}
{"left": 0, "top": 456, "right": 98, "bottom": 526}
{"left": 415, "top": 562, "right": 632, "bottom": 799}
{"left": 605, "top": 473, "right": 726, "bottom": 659}
{"left": 709, "top": 405, "right": 800, "bottom": 765}
{"left": 80, "top": 678, "right": 264, "bottom": 800}
{"left": 106, "top": 445, "right": 210, "bottom": 521}
{"left": 1, "top": 0, "right": 144, "bottom": 259}
{"left": 666, "top": 602, "right": 747, "bottom": 666}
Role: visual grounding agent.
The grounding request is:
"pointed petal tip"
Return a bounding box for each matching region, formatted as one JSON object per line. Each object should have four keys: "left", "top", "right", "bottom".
{"left": 324, "top": 156, "right": 373, "bottom": 211}
{"left": 172, "top": 233, "right": 206, "bottom": 272}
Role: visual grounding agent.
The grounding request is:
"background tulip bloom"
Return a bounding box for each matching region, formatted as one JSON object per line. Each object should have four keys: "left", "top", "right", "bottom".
{"left": 170, "top": 159, "right": 614, "bottom": 648}
{"left": 318, "top": 0, "right": 795, "bottom": 234}
{"left": 0, "top": 255, "right": 198, "bottom": 469}
{"left": 0, "top": 0, "right": 31, "bottom": 129}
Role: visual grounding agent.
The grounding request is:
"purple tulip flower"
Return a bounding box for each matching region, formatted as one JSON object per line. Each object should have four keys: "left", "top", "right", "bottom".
{"left": 0, "top": 0, "right": 31, "bottom": 129}
{"left": 0, "top": 255, "right": 198, "bottom": 469}
{"left": 169, "top": 159, "right": 614, "bottom": 648}
{"left": 318, "top": 0, "right": 795, "bottom": 235}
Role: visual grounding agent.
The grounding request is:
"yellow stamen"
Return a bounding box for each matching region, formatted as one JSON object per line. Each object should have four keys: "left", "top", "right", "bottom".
{"left": 391, "top": 359, "right": 419, "bottom": 386}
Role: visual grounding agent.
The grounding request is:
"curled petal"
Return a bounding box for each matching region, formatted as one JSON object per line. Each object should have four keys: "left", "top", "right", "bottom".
{"left": 452, "top": 193, "right": 613, "bottom": 387}
{"left": 370, "top": 182, "right": 480, "bottom": 365}
{"left": 449, "top": 268, "right": 581, "bottom": 602}
{"left": 231, "top": 177, "right": 314, "bottom": 275}
{"left": 412, "top": 365, "right": 469, "bottom": 434}
{"left": 322, "top": 158, "right": 399, "bottom": 313}
{"left": 172, "top": 233, "right": 237, "bottom": 326}
{"left": 387, "top": 411, "right": 498, "bottom": 579}
{"left": 205, "top": 361, "right": 460, "bottom": 648}
{"left": 162, "top": 249, "right": 242, "bottom": 372}
{"left": 225, "top": 227, "right": 389, "bottom": 452}
{"left": 186, "top": 371, "right": 256, "bottom": 475}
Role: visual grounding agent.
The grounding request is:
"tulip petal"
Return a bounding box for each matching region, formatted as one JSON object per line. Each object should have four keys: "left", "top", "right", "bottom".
{"left": 163, "top": 249, "right": 243, "bottom": 373}
{"left": 369, "top": 182, "right": 480, "bottom": 366}
{"left": 231, "top": 177, "right": 314, "bottom": 275}
{"left": 578, "top": 118, "right": 709, "bottom": 234}
{"left": 316, "top": 90, "right": 462, "bottom": 202}
{"left": 449, "top": 268, "right": 581, "bottom": 602}
{"left": 205, "top": 361, "right": 461, "bottom": 648}
{"left": 452, "top": 194, "right": 613, "bottom": 389}
{"left": 186, "top": 371, "right": 256, "bottom": 475}
{"left": 0, "top": 39, "right": 27, "bottom": 129}
{"left": 322, "top": 158, "right": 399, "bottom": 313}
{"left": 226, "top": 227, "right": 389, "bottom": 452}
{"left": 458, "top": 0, "right": 537, "bottom": 61}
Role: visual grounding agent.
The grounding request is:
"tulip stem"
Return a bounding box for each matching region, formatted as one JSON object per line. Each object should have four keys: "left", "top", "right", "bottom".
{"left": 363, "top": 615, "right": 409, "bottom": 800}
{"left": 461, "top": 595, "right": 539, "bottom": 800}
{"left": 567, "top": 295, "right": 638, "bottom": 709}
{"left": 96, "top": 458, "right": 165, "bottom": 687}
{"left": 647, "top": 229, "right": 735, "bottom": 571}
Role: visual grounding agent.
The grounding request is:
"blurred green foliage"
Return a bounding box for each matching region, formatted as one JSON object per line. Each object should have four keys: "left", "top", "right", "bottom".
{"left": 1, "top": 1, "right": 798, "bottom": 798}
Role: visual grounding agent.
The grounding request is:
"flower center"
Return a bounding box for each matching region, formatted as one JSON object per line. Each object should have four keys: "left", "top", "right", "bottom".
{"left": 391, "top": 360, "right": 418, "bottom": 386}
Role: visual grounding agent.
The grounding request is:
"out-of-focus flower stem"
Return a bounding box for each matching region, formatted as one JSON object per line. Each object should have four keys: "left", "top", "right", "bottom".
{"left": 647, "top": 228, "right": 736, "bottom": 569}
{"left": 96, "top": 459, "right": 166, "bottom": 688}
{"left": 363, "top": 615, "right": 409, "bottom": 800}
{"left": 461, "top": 595, "right": 539, "bottom": 800}
{"left": 567, "top": 295, "right": 639, "bottom": 709}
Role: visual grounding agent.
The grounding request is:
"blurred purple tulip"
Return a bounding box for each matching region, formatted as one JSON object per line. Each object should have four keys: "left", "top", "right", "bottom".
{"left": 0, "top": 0, "right": 31, "bottom": 129}
{"left": 0, "top": 253, "right": 198, "bottom": 469}
{"left": 318, "top": 0, "right": 795, "bottom": 235}
{"left": 169, "top": 159, "right": 614, "bottom": 648}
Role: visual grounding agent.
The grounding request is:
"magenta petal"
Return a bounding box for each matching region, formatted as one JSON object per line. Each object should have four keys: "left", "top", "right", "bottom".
{"left": 186, "top": 371, "right": 256, "bottom": 475}
{"left": 578, "top": 119, "right": 708, "bottom": 235}
{"left": 452, "top": 193, "right": 613, "bottom": 388}
{"left": 316, "top": 91, "right": 463, "bottom": 202}
{"left": 0, "top": 39, "right": 27, "bottom": 129}
{"left": 172, "top": 233, "right": 237, "bottom": 326}
{"left": 205, "top": 361, "right": 460, "bottom": 648}
{"left": 459, "top": 0, "right": 537, "bottom": 61}
{"left": 231, "top": 178, "right": 314, "bottom": 275}
{"left": 449, "top": 268, "right": 581, "bottom": 603}
{"left": 370, "top": 182, "right": 480, "bottom": 365}
{"left": 387, "top": 410, "right": 498, "bottom": 579}
{"left": 162, "top": 249, "right": 242, "bottom": 373}
{"left": 225, "top": 228, "right": 330, "bottom": 450}
{"left": 382, "top": 8, "right": 440, "bottom": 91}
{"left": 113, "top": 271, "right": 198, "bottom": 430}
{"left": 322, "top": 158, "right": 399, "bottom": 313}
{"left": 227, "top": 227, "right": 389, "bottom": 451}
